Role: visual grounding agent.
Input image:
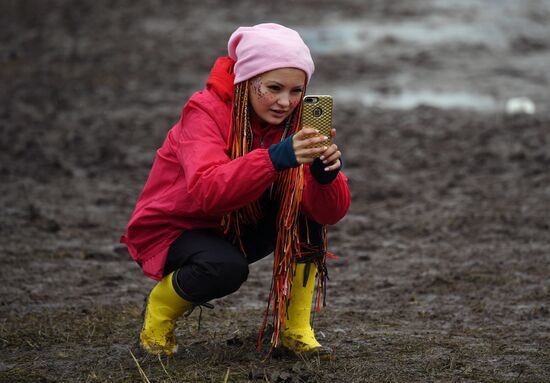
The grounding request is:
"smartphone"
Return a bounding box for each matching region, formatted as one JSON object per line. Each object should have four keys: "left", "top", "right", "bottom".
{"left": 301, "top": 95, "right": 333, "bottom": 157}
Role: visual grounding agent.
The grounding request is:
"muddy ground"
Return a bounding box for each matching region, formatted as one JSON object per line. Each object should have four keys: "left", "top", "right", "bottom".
{"left": 1, "top": 0, "right": 550, "bottom": 382}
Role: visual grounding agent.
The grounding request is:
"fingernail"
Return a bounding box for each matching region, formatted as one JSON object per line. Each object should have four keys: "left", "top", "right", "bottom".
{"left": 320, "top": 155, "right": 325, "bottom": 160}
{"left": 323, "top": 160, "right": 328, "bottom": 164}
{"left": 324, "top": 167, "right": 330, "bottom": 171}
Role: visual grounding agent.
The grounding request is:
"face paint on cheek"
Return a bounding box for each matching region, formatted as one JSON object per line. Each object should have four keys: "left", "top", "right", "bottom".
{"left": 261, "top": 94, "right": 279, "bottom": 108}
{"left": 289, "top": 95, "right": 301, "bottom": 110}
{"left": 253, "top": 78, "right": 263, "bottom": 98}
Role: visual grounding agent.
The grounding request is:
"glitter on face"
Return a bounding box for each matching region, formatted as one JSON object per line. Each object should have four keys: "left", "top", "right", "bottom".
{"left": 253, "top": 78, "right": 264, "bottom": 98}
{"left": 248, "top": 68, "right": 306, "bottom": 126}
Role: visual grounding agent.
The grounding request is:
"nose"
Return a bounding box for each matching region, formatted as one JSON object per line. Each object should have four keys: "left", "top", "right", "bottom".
{"left": 277, "top": 93, "right": 290, "bottom": 108}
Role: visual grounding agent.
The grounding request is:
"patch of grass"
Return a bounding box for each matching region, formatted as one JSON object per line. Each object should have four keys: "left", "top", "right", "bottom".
{"left": 1, "top": 305, "right": 549, "bottom": 382}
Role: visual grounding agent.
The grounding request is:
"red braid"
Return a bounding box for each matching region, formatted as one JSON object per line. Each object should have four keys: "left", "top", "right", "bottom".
{"left": 222, "top": 81, "right": 309, "bottom": 350}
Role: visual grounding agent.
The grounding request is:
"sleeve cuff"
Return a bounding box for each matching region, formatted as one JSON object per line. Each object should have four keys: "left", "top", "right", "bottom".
{"left": 309, "top": 157, "right": 342, "bottom": 184}
{"left": 268, "top": 135, "right": 299, "bottom": 171}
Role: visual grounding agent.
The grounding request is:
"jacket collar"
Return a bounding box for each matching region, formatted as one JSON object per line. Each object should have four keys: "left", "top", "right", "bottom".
{"left": 205, "top": 56, "right": 236, "bottom": 103}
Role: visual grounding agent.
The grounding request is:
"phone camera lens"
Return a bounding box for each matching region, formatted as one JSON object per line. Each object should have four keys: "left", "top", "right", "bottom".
{"left": 313, "top": 107, "right": 323, "bottom": 117}
{"left": 304, "top": 96, "right": 319, "bottom": 104}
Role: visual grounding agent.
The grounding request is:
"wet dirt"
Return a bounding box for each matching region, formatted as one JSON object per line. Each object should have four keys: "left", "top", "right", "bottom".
{"left": 1, "top": 0, "right": 549, "bottom": 382}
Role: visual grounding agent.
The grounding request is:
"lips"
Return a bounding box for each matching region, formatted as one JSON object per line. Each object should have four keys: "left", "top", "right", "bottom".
{"left": 270, "top": 109, "right": 288, "bottom": 116}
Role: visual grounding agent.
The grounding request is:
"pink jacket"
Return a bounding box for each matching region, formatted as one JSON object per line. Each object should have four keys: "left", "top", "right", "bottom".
{"left": 121, "top": 58, "right": 351, "bottom": 280}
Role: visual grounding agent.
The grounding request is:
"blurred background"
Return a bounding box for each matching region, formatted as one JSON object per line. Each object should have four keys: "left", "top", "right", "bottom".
{"left": 1, "top": 0, "right": 549, "bottom": 381}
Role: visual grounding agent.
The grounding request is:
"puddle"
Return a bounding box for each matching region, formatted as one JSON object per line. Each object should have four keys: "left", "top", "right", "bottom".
{"left": 298, "top": 20, "right": 506, "bottom": 55}
{"left": 332, "top": 88, "right": 500, "bottom": 111}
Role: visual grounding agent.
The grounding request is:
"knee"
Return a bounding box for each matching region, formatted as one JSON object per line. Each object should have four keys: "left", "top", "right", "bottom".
{"left": 179, "top": 256, "right": 249, "bottom": 302}
{"left": 203, "top": 257, "right": 249, "bottom": 298}
{"left": 214, "top": 256, "right": 249, "bottom": 292}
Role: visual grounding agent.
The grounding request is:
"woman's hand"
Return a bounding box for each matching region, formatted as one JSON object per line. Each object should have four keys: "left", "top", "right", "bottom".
{"left": 294, "top": 128, "right": 342, "bottom": 170}
{"left": 292, "top": 128, "right": 331, "bottom": 165}
{"left": 319, "top": 128, "right": 341, "bottom": 171}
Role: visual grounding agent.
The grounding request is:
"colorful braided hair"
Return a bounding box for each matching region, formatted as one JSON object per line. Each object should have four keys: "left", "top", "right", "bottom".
{"left": 221, "top": 80, "right": 314, "bottom": 350}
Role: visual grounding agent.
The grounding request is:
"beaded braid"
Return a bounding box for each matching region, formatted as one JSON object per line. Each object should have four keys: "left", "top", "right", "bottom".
{"left": 256, "top": 104, "right": 307, "bottom": 351}
{"left": 221, "top": 81, "right": 264, "bottom": 253}
{"left": 221, "top": 80, "right": 326, "bottom": 351}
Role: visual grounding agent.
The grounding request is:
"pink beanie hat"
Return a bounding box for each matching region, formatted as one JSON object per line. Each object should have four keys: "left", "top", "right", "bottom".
{"left": 227, "top": 23, "right": 315, "bottom": 84}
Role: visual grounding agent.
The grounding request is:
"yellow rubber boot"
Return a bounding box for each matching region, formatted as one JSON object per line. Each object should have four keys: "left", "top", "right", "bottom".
{"left": 280, "top": 263, "right": 334, "bottom": 359}
{"left": 140, "top": 271, "right": 193, "bottom": 356}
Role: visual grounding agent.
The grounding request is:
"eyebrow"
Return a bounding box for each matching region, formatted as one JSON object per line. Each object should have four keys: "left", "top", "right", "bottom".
{"left": 267, "top": 81, "right": 304, "bottom": 89}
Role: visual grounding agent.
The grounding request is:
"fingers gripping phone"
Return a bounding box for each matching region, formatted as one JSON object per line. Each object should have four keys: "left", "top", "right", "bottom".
{"left": 301, "top": 95, "right": 333, "bottom": 157}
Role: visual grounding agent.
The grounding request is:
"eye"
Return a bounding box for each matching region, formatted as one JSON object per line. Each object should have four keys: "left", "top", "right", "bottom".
{"left": 291, "top": 88, "right": 303, "bottom": 94}
{"left": 268, "top": 85, "right": 281, "bottom": 91}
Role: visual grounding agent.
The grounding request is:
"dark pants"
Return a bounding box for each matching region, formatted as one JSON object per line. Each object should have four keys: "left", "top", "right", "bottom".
{"left": 163, "top": 205, "right": 324, "bottom": 304}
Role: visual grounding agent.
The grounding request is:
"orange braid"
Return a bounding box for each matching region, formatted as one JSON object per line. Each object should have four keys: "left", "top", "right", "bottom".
{"left": 222, "top": 81, "right": 264, "bottom": 251}
{"left": 221, "top": 81, "right": 316, "bottom": 350}
{"left": 258, "top": 97, "right": 307, "bottom": 350}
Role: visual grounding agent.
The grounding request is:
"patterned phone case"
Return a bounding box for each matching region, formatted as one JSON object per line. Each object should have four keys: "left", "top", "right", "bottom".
{"left": 301, "top": 95, "right": 333, "bottom": 155}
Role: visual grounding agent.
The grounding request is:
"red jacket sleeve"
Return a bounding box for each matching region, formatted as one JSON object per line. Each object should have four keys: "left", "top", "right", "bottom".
{"left": 175, "top": 97, "right": 278, "bottom": 217}
{"left": 301, "top": 165, "right": 351, "bottom": 225}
